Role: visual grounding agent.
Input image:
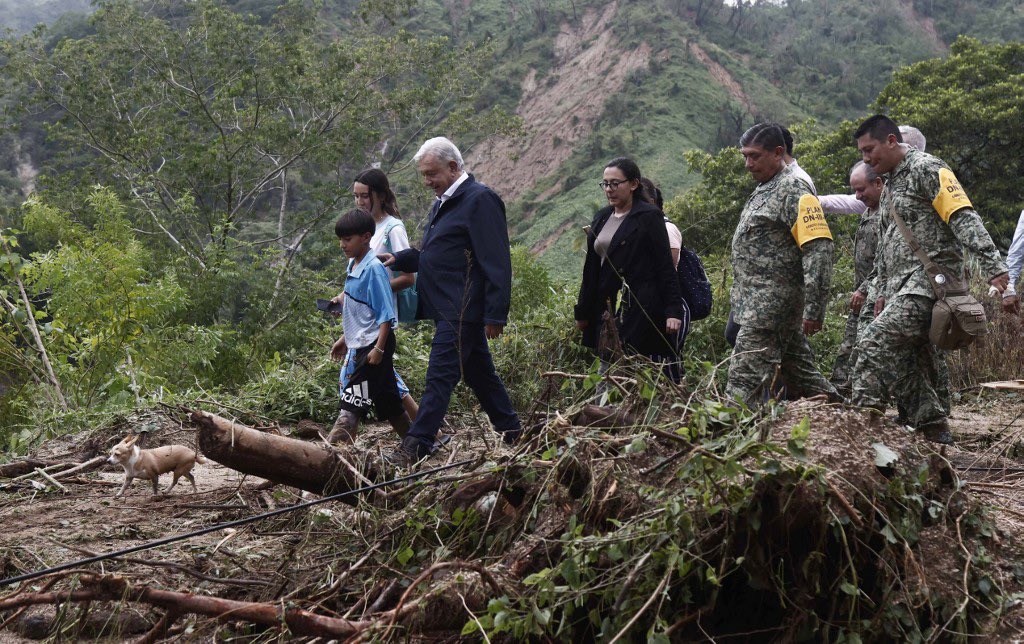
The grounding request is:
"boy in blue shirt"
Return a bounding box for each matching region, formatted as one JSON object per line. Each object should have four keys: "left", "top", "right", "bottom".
{"left": 327, "top": 209, "right": 411, "bottom": 445}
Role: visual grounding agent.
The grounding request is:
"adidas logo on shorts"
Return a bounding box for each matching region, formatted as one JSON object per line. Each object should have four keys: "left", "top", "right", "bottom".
{"left": 341, "top": 380, "right": 372, "bottom": 409}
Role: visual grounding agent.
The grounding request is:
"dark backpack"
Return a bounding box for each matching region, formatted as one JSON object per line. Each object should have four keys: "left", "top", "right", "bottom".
{"left": 676, "top": 246, "right": 713, "bottom": 320}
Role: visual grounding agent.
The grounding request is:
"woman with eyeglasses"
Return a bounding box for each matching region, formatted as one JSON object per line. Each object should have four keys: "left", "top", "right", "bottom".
{"left": 574, "top": 157, "right": 683, "bottom": 381}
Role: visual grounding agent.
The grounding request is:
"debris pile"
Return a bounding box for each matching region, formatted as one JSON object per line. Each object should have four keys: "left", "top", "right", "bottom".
{"left": 0, "top": 378, "right": 1016, "bottom": 641}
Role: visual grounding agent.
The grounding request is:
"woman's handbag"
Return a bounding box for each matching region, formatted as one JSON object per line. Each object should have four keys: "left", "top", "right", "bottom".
{"left": 886, "top": 199, "right": 987, "bottom": 350}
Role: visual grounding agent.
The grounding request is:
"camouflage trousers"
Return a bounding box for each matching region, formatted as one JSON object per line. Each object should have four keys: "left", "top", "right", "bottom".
{"left": 850, "top": 294, "right": 947, "bottom": 426}
{"left": 727, "top": 322, "right": 837, "bottom": 404}
{"left": 829, "top": 307, "right": 861, "bottom": 393}
{"left": 834, "top": 300, "right": 951, "bottom": 415}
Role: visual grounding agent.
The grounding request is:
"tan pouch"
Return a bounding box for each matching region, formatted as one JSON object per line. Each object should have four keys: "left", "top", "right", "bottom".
{"left": 886, "top": 195, "right": 988, "bottom": 350}
{"left": 929, "top": 290, "right": 988, "bottom": 350}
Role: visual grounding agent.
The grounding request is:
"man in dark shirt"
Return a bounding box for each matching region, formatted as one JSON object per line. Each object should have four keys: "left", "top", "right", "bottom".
{"left": 384, "top": 137, "right": 521, "bottom": 465}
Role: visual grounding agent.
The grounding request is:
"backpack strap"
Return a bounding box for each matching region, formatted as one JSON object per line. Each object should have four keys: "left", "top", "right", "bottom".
{"left": 381, "top": 219, "right": 404, "bottom": 255}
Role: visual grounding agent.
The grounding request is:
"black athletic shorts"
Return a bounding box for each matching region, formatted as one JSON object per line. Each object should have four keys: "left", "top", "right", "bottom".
{"left": 338, "top": 333, "right": 403, "bottom": 420}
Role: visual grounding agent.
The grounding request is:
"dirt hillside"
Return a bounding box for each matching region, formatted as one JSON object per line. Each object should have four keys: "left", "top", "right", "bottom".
{"left": 467, "top": 2, "right": 650, "bottom": 202}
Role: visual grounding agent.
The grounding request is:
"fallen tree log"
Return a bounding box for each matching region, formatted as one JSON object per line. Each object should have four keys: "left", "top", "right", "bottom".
{"left": 191, "top": 410, "right": 373, "bottom": 501}
{"left": 0, "top": 575, "right": 370, "bottom": 638}
{"left": 0, "top": 459, "right": 58, "bottom": 479}
{"left": 574, "top": 404, "right": 638, "bottom": 429}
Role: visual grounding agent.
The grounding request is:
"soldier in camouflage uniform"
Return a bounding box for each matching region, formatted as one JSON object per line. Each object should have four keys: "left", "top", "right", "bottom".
{"left": 829, "top": 162, "right": 882, "bottom": 394}
{"left": 727, "top": 123, "right": 838, "bottom": 403}
{"left": 830, "top": 134, "right": 951, "bottom": 418}
{"left": 850, "top": 115, "right": 1009, "bottom": 443}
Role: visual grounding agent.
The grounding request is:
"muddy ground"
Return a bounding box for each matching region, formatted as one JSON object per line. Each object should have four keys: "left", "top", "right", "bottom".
{"left": 1, "top": 393, "right": 1023, "bottom": 641}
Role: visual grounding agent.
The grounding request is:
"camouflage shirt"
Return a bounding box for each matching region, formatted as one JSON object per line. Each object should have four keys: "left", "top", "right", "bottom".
{"left": 731, "top": 165, "right": 834, "bottom": 327}
{"left": 854, "top": 206, "right": 879, "bottom": 295}
{"left": 871, "top": 147, "right": 1007, "bottom": 300}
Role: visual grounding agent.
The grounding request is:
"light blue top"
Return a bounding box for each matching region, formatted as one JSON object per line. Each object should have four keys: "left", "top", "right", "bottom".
{"left": 342, "top": 254, "right": 396, "bottom": 349}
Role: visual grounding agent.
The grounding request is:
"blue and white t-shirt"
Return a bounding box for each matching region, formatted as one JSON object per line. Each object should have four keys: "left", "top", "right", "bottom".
{"left": 369, "top": 215, "right": 411, "bottom": 318}
{"left": 342, "top": 255, "right": 397, "bottom": 349}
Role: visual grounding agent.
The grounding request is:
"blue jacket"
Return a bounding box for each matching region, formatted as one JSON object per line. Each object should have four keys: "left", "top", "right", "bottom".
{"left": 392, "top": 175, "right": 512, "bottom": 325}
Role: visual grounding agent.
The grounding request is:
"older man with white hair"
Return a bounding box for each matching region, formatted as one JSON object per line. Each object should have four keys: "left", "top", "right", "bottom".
{"left": 383, "top": 136, "right": 520, "bottom": 465}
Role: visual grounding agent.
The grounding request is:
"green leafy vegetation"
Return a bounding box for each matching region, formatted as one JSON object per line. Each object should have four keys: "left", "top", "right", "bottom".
{"left": 1, "top": 3, "right": 1023, "bottom": 638}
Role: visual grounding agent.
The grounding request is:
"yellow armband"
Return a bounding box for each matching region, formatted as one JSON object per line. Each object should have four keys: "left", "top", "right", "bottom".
{"left": 791, "top": 194, "right": 833, "bottom": 247}
{"left": 932, "top": 167, "right": 972, "bottom": 223}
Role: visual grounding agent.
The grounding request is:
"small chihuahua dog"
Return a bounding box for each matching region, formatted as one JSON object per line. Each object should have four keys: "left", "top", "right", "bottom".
{"left": 107, "top": 434, "right": 206, "bottom": 498}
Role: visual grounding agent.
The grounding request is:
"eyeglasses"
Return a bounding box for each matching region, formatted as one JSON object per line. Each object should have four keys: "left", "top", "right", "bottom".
{"left": 598, "top": 179, "right": 629, "bottom": 190}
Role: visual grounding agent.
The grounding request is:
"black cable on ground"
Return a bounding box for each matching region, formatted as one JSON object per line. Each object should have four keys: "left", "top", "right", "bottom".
{"left": 0, "top": 458, "right": 476, "bottom": 588}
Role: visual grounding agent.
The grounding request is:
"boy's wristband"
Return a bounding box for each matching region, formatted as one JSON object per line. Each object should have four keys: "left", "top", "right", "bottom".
{"left": 373, "top": 346, "right": 385, "bottom": 355}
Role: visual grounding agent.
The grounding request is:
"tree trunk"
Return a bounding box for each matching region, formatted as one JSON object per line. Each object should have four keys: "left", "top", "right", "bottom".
{"left": 11, "top": 267, "right": 67, "bottom": 411}
{"left": 0, "top": 575, "right": 370, "bottom": 638}
{"left": 0, "top": 459, "right": 58, "bottom": 478}
{"left": 191, "top": 410, "right": 372, "bottom": 502}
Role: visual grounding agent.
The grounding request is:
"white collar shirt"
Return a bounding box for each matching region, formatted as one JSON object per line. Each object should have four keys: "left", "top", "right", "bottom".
{"left": 439, "top": 171, "right": 470, "bottom": 205}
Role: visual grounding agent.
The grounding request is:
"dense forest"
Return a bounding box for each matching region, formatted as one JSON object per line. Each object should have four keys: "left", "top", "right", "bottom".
{"left": 1, "top": 1, "right": 1023, "bottom": 641}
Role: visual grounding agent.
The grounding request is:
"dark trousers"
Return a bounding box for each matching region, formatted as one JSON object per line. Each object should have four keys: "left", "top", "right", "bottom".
{"left": 407, "top": 321, "right": 520, "bottom": 445}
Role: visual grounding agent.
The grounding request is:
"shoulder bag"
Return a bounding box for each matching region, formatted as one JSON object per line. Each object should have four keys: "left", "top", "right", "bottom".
{"left": 886, "top": 198, "right": 987, "bottom": 350}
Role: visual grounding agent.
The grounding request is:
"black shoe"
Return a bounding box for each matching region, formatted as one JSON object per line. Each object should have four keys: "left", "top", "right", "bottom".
{"left": 918, "top": 419, "right": 953, "bottom": 445}
{"left": 386, "top": 435, "right": 432, "bottom": 467}
{"left": 429, "top": 432, "right": 452, "bottom": 455}
{"left": 501, "top": 427, "right": 522, "bottom": 446}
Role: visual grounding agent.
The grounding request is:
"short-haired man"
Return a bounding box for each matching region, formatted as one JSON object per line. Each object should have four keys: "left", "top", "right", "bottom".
{"left": 850, "top": 115, "right": 1009, "bottom": 443}
{"left": 384, "top": 137, "right": 520, "bottom": 465}
{"left": 727, "top": 123, "right": 837, "bottom": 403}
{"left": 724, "top": 125, "right": 814, "bottom": 351}
{"left": 820, "top": 124, "right": 927, "bottom": 217}
{"left": 829, "top": 161, "right": 882, "bottom": 394}
{"left": 820, "top": 125, "right": 949, "bottom": 417}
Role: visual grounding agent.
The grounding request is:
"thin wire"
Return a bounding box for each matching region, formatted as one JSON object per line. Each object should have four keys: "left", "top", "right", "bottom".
{"left": 0, "top": 458, "right": 476, "bottom": 588}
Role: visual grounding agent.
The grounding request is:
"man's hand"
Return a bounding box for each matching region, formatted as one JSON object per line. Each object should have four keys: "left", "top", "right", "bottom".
{"left": 485, "top": 323, "right": 504, "bottom": 339}
{"left": 330, "top": 336, "right": 347, "bottom": 361}
{"left": 874, "top": 297, "right": 886, "bottom": 318}
{"left": 377, "top": 252, "right": 395, "bottom": 267}
{"left": 330, "top": 294, "right": 344, "bottom": 318}
{"left": 367, "top": 347, "right": 383, "bottom": 365}
{"left": 989, "top": 272, "right": 1010, "bottom": 294}
{"left": 666, "top": 317, "right": 682, "bottom": 334}
{"left": 803, "top": 319, "right": 822, "bottom": 336}
{"left": 850, "top": 290, "right": 866, "bottom": 314}
{"left": 576, "top": 319, "right": 589, "bottom": 330}
{"left": 1003, "top": 294, "right": 1021, "bottom": 316}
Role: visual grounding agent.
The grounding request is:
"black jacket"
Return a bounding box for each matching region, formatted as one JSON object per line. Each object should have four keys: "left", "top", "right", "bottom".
{"left": 574, "top": 201, "right": 683, "bottom": 355}
{"left": 392, "top": 175, "right": 512, "bottom": 325}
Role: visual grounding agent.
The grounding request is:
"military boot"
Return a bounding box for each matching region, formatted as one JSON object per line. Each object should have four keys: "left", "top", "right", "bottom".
{"left": 917, "top": 418, "right": 953, "bottom": 445}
